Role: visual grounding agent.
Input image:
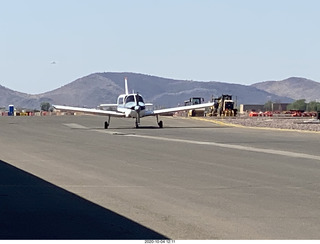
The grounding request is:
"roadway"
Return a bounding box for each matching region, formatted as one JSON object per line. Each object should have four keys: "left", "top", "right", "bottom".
{"left": 0, "top": 115, "right": 320, "bottom": 239}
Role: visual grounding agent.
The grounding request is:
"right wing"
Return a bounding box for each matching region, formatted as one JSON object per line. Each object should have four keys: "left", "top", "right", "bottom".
{"left": 53, "top": 105, "right": 125, "bottom": 117}
{"left": 151, "top": 102, "right": 215, "bottom": 115}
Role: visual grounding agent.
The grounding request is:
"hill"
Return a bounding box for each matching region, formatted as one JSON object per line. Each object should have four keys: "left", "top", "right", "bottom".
{"left": 0, "top": 85, "right": 41, "bottom": 109}
{"left": 40, "top": 72, "right": 293, "bottom": 107}
{"left": 1, "top": 72, "right": 295, "bottom": 109}
{"left": 251, "top": 77, "right": 320, "bottom": 102}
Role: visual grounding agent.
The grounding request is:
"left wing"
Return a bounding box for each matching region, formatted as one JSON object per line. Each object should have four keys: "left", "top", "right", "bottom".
{"left": 149, "top": 102, "right": 215, "bottom": 115}
{"left": 53, "top": 105, "right": 125, "bottom": 117}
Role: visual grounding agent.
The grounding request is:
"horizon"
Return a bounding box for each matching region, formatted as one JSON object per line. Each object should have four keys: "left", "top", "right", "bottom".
{"left": 0, "top": 71, "right": 317, "bottom": 95}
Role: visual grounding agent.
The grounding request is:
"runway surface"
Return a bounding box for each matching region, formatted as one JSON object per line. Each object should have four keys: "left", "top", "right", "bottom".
{"left": 1, "top": 115, "right": 320, "bottom": 239}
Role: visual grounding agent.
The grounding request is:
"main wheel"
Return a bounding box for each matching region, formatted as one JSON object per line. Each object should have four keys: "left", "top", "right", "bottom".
{"left": 158, "top": 120, "right": 163, "bottom": 128}
{"left": 104, "top": 121, "right": 109, "bottom": 129}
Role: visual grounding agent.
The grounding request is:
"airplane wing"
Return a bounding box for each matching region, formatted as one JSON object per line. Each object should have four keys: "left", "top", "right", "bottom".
{"left": 149, "top": 102, "right": 215, "bottom": 115}
{"left": 53, "top": 105, "right": 125, "bottom": 117}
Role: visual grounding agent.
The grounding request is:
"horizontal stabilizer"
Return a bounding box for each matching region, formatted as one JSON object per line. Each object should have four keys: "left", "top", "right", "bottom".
{"left": 98, "top": 104, "right": 118, "bottom": 108}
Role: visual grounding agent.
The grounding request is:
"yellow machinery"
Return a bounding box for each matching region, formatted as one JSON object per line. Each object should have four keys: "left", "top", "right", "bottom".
{"left": 208, "top": 94, "right": 237, "bottom": 117}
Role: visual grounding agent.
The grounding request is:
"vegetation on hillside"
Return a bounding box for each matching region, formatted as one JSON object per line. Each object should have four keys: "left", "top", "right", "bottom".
{"left": 287, "top": 99, "right": 320, "bottom": 111}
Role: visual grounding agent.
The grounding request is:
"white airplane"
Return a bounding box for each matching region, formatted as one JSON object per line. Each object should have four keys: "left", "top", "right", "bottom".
{"left": 53, "top": 77, "right": 215, "bottom": 129}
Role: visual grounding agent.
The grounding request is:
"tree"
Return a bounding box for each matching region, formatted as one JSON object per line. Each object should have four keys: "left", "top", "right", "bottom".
{"left": 40, "top": 102, "right": 51, "bottom": 112}
{"left": 287, "top": 99, "right": 307, "bottom": 111}
{"left": 264, "top": 100, "right": 273, "bottom": 111}
{"left": 307, "top": 101, "right": 320, "bottom": 112}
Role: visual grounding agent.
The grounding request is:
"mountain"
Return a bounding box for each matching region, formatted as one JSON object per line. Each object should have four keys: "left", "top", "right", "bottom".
{"left": 1, "top": 72, "right": 295, "bottom": 109}
{"left": 39, "top": 72, "right": 293, "bottom": 107}
{"left": 251, "top": 77, "right": 320, "bottom": 102}
{"left": 0, "top": 85, "right": 40, "bottom": 109}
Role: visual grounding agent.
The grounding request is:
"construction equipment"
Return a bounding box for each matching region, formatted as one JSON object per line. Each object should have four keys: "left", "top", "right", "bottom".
{"left": 184, "top": 97, "right": 205, "bottom": 116}
{"left": 207, "top": 94, "right": 237, "bottom": 117}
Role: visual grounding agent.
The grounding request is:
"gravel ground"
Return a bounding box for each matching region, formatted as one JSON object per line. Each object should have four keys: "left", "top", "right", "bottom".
{"left": 209, "top": 116, "right": 320, "bottom": 132}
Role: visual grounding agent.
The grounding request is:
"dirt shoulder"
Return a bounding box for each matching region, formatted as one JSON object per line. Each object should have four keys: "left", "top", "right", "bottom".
{"left": 195, "top": 116, "right": 320, "bottom": 133}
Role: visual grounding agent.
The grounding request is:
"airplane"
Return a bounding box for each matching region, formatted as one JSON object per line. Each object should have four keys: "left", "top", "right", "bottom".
{"left": 53, "top": 77, "right": 215, "bottom": 129}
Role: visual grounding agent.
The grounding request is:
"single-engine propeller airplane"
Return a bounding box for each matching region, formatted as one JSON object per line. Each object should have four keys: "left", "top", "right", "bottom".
{"left": 53, "top": 77, "right": 215, "bottom": 129}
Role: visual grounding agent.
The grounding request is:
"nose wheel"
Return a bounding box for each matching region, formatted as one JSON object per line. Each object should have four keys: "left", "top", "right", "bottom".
{"left": 135, "top": 114, "right": 140, "bottom": 128}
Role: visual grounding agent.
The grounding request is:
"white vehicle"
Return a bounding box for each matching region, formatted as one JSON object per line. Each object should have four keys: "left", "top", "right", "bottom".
{"left": 53, "top": 78, "right": 215, "bottom": 129}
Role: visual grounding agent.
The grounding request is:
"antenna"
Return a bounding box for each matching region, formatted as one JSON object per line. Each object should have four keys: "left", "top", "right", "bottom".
{"left": 124, "top": 77, "right": 129, "bottom": 95}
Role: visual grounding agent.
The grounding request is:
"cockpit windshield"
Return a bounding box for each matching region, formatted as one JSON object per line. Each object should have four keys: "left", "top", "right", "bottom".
{"left": 125, "top": 95, "right": 144, "bottom": 104}
{"left": 137, "top": 95, "right": 144, "bottom": 103}
{"left": 126, "top": 95, "right": 135, "bottom": 103}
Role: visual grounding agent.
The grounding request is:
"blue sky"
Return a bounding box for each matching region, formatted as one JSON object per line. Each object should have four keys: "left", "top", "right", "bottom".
{"left": 1, "top": 0, "right": 319, "bottom": 94}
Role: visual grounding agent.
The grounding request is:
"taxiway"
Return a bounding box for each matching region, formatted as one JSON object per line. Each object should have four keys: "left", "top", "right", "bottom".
{"left": 1, "top": 115, "right": 320, "bottom": 239}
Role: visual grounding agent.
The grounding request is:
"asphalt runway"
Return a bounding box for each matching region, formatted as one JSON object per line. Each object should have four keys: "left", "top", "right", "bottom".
{"left": 1, "top": 115, "right": 320, "bottom": 239}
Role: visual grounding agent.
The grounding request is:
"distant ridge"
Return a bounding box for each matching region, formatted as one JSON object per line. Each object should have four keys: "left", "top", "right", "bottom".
{"left": 1, "top": 72, "right": 310, "bottom": 109}
{"left": 251, "top": 77, "right": 320, "bottom": 102}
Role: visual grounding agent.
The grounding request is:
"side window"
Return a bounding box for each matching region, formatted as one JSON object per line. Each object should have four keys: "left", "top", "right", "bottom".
{"left": 118, "top": 96, "right": 124, "bottom": 105}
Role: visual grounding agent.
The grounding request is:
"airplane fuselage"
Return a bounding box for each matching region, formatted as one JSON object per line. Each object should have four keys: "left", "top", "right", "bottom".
{"left": 116, "top": 94, "right": 147, "bottom": 118}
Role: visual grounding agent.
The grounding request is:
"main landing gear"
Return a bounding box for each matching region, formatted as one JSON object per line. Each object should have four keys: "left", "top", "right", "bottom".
{"left": 103, "top": 116, "right": 164, "bottom": 129}
{"left": 136, "top": 117, "right": 163, "bottom": 128}
{"left": 133, "top": 115, "right": 163, "bottom": 129}
{"left": 104, "top": 116, "right": 111, "bottom": 129}
{"left": 156, "top": 115, "right": 163, "bottom": 128}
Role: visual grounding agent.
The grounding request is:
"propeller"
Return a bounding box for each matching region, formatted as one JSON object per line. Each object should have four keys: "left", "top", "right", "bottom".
{"left": 134, "top": 93, "right": 141, "bottom": 112}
